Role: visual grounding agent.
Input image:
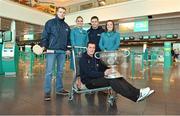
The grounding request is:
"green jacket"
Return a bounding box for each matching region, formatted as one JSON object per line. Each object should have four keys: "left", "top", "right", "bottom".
{"left": 99, "top": 31, "right": 120, "bottom": 51}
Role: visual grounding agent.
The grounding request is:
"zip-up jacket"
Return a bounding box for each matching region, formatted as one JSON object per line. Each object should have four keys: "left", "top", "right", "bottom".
{"left": 99, "top": 31, "right": 120, "bottom": 51}
{"left": 79, "top": 52, "right": 108, "bottom": 85}
{"left": 87, "top": 26, "right": 104, "bottom": 52}
{"left": 40, "top": 16, "right": 71, "bottom": 51}
{"left": 70, "top": 27, "right": 88, "bottom": 47}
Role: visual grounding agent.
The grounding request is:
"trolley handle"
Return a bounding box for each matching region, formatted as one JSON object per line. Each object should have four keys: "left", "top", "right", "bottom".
{"left": 68, "top": 45, "right": 87, "bottom": 49}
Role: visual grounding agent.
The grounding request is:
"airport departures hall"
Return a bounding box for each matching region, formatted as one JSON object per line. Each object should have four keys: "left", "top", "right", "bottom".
{"left": 0, "top": 0, "right": 180, "bottom": 115}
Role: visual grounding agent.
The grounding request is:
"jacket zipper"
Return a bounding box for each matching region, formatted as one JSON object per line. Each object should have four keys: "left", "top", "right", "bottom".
{"left": 49, "top": 39, "right": 54, "bottom": 48}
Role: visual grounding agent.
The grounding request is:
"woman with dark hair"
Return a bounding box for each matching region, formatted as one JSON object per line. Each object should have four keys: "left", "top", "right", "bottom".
{"left": 99, "top": 20, "right": 120, "bottom": 51}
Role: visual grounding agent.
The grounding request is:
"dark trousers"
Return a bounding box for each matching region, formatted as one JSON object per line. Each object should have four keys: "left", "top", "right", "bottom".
{"left": 86, "top": 77, "right": 140, "bottom": 102}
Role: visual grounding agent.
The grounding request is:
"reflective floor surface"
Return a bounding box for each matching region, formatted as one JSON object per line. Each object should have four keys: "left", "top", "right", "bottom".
{"left": 0, "top": 60, "right": 180, "bottom": 115}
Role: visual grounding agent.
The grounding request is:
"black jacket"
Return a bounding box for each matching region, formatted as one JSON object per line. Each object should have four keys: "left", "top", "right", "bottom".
{"left": 87, "top": 26, "right": 104, "bottom": 52}
{"left": 79, "top": 52, "right": 108, "bottom": 85}
{"left": 40, "top": 16, "right": 71, "bottom": 50}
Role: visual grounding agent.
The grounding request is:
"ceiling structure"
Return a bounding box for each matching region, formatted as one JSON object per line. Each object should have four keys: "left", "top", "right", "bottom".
{"left": 37, "top": 0, "right": 90, "bottom": 7}
{"left": 16, "top": 0, "right": 100, "bottom": 15}
{"left": 15, "top": 0, "right": 130, "bottom": 15}
{"left": 17, "top": 0, "right": 92, "bottom": 7}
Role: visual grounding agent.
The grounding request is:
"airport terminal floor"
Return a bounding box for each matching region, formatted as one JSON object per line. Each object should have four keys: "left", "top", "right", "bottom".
{"left": 0, "top": 57, "right": 180, "bottom": 115}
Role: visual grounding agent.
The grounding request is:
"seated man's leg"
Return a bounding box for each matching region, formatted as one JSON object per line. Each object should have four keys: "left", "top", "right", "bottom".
{"left": 109, "top": 77, "right": 140, "bottom": 102}
{"left": 86, "top": 77, "right": 110, "bottom": 89}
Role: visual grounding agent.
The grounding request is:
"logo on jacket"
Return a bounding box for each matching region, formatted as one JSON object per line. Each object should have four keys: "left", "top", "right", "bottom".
{"left": 88, "top": 60, "right": 90, "bottom": 64}
{"left": 66, "top": 28, "right": 69, "bottom": 31}
{"left": 96, "top": 63, "right": 99, "bottom": 67}
{"left": 97, "top": 34, "right": 101, "bottom": 36}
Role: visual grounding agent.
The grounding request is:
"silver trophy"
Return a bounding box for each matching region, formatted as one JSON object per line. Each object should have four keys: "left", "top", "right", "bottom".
{"left": 95, "top": 49, "right": 130, "bottom": 79}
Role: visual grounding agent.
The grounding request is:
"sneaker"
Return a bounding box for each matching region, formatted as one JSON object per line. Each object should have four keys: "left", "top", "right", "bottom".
{"left": 44, "top": 93, "right": 51, "bottom": 101}
{"left": 136, "top": 87, "right": 150, "bottom": 102}
{"left": 146, "top": 89, "right": 155, "bottom": 97}
{"left": 137, "top": 89, "right": 155, "bottom": 102}
{"left": 56, "top": 89, "right": 69, "bottom": 95}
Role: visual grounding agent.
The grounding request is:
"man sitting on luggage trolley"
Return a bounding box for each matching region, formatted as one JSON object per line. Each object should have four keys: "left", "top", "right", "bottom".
{"left": 79, "top": 42, "right": 155, "bottom": 102}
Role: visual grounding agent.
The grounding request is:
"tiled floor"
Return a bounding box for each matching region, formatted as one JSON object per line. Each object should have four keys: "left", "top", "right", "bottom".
{"left": 0, "top": 60, "right": 180, "bottom": 115}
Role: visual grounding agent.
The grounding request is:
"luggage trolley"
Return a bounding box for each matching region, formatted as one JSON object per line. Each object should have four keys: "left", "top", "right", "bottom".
{"left": 68, "top": 46, "right": 117, "bottom": 106}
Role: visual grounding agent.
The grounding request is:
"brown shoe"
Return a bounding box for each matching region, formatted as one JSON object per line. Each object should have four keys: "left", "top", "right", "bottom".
{"left": 56, "top": 89, "right": 69, "bottom": 95}
{"left": 101, "top": 90, "right": 109, "bottom": 94}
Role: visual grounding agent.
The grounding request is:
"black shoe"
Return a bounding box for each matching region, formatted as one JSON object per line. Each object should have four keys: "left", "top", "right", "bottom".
{"left": 44, "top": 93, "right": 51, "bottom": 101}
{"left": 56, "top": 89, "right": 69, "bottom": 96}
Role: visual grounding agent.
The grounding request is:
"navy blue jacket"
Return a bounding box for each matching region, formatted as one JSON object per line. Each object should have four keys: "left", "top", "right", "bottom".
{"left": 40, "top": 16, "right": 71, "bottom": 50}
{"left": 79, "top": 52, "right": 107, "bottom": 85}
{"left": 87, "top": 26, "right": 105, "bottom": 52}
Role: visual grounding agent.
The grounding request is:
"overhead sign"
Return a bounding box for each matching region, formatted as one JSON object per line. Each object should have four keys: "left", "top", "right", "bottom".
{"left": 134, "top": 20, "right": 149, "bottom": 32}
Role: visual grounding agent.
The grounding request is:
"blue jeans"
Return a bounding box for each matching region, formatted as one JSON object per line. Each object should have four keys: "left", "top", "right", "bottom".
{"left": 44, "top": 53, "right": 66, "bottom": 94}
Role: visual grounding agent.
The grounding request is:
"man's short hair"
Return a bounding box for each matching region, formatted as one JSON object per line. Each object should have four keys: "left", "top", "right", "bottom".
{"left": 56, "top": 6, "right": 66, "bottom": 11}
{"left": 90, "top": 16, "right": 99, "bottom": 21}
{"left": 87, "top": 42, "right": 96, "bottom": 47}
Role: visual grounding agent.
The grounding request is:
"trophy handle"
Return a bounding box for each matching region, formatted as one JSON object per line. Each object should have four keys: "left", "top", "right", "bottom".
{"left": 122, "top": 49, "right": 130, "bottom": 57}
{"left": 94, "top": 52, "right": 100, "bottom": 59}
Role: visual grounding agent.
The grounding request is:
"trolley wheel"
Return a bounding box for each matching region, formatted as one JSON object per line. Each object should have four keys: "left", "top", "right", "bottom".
{"left": 108, "top": 95, "right": 116, "bottom": 106}
{"left": 108, "top": 100, "right": 114, "bottom": 106}
{"left": 68, "top": 93, "right": 74, "bottom": 101}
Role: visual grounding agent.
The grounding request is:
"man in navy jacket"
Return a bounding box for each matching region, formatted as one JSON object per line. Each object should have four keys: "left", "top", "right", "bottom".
{"left": 79, "top": 42, "right": 154, "bottom": 102}
{"left": 41, "top": 7, "right": 70, "bottom": 101}
{"left": 87, "top": 16, "right": 104, "bottom": 52}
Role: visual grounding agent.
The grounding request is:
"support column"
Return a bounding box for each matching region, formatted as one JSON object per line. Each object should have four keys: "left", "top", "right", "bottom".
{"left": 10, "top": 20, "right": 16, "bottom": 42}
{"left": 164, "top": 42, "right": 172, "bottom": 69}
{"left": 0, "top": 18, "right": 1, "bottom": 29}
